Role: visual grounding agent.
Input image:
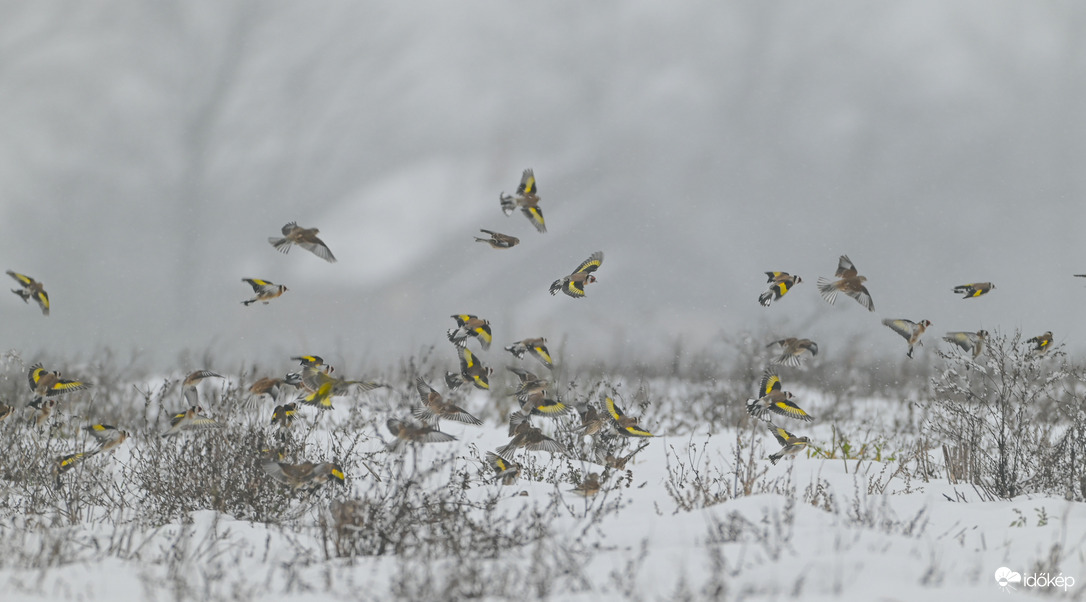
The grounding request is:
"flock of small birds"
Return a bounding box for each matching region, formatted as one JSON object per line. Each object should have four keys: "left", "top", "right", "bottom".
{"left": 3, "top": 169, "right": 634, "bottom": 497}
{"left": 750, "top": 255, "right": 1059, "bottom": 464}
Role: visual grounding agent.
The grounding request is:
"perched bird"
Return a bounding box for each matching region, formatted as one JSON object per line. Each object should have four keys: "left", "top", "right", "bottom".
{"left": 83, "top": 424, "right": 128, "bottom": 454}
{"left": 262, "top": 459, "right": 345, "bottom": 491}
{"left": 484, "top": 451, "right": 521, "bottom": 485}
{"left": 758, "top": 272, "right": 802, "bottom": 307}
{"left": 569, "top": 472, "right": 601, "bottom": 497}
{"left": 249, "top": 373, "right": 303, "bottom": 403}
{"left": 575, "top": 402, "right": 608, "bottom": 436}
{"left": 7, "top": 270, "right": 49, "bottom": 315}
{"left": 943, "top": 330, "right": 989, "bottom": 359}
{"left": 746, "top": 371, "right": 813, "bottom": 422}
{"left": 766, "top": 338, "right": 819, "bottom": 367}
{"left": 182, "top": 370, "right": 224, "bottom": 406}
{"left": 816, "top": 255, "right": 874, "bottom": 311}
{"left": 386, "top": 418, "right": 457, "bottom": 451}
{"left": 411, "top": 377, "right": 482, "bottom": 426}
{"left": 330, "top": 499, "right": 366, "bottom": 535}
{"left": 953, "top": 282, "right": 995, "bottom": 299}
{"left": 499, "top": 168, "right": 546, "bottom": 233}
{"left": 0, "top": 402, "right": 13, "bottom": 422}
{"left": 1027, "top": 331, "right": 1054, "bottom": 356}
{"left": 550, "top": 251, "right": 603, "bottom": 298}
{"left": 504, "top": 337, "right": 553, "bottom": 369}
{"left": 268, "top": 222, "right": 337, "bottom": 263}
{"left": 603, "top": 395, "right": 654, "bottom": 437}
{"left": 456, "top": 347, "right": 493, "bottom": 390}
{"left": 241, "top": 278, "right": 288, "bottom": 306}
{"left": 595, "top": 441, "right": 650, "bottom": 470}
{"left": 32, "top": 398, "right": 57, "bottom": 426}
{"left": 27, "top": 363, "right": 91, "bottom": 406}
{"left": 271, "top": 402, "right": 298, "bottom": 427}
{"left": 161, "top": 406, "right": 221, "bottom": 437}
{"left": 474, "top": 229, "right": 520, "bottom": 249}
{"left": 447, "top": 314, "right": 493, "bottom": 350}
{"left": 767, "top": 424, "right": 811, "bottom": 465}
{"left": 882, "top": 319, "right": 932, "bottom": 359}
{"left": 497, "top": 421, "right": 566, "bottom": 458}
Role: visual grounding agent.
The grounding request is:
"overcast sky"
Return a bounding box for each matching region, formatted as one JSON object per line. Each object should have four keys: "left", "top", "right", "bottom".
{"left": 2, "top": 1, "right": 1085, "bottom": 375}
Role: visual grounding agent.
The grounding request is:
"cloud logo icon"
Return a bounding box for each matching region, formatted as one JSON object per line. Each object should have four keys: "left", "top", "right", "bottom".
{"left": 995, "top": 567, "right": 1022, "bottom": 590}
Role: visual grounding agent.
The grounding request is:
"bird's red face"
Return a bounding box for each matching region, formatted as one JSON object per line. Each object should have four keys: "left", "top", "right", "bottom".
{"left": 586, "top": 275, "right": 597, "bottom": 285}
{"left": 921, "top": 320, "right": 932, "bottom": 327}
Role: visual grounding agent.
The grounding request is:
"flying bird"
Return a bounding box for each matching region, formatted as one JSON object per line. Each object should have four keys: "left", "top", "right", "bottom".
{"left": 953, "top": 282, "right": 995, "bottom": 299}
{"left": 943, "top": 330, "right": 989, "bottom": 359}
{"left": 456, "top": 347, "right": 493, "bottom": 390}
{"left": 758, "top": 272, "right": 802, "bottom": 307}
{"left": 882, "top": 319, "right": 932, "bottom": 359}
{"left": 550, "top": 251, "right": 603, "bottom": 298}
{"left": 268, "top": 222, "right": 337, "bottom": 263}
{"left": 182, "top": 370, "right": 224, "bottom": 406}
{"left": 474, "top": 229, "right": 520, "bottom": 249}
{"left": 497, "top": 421, "right": 566, "bottom": 458}
{"left": 386, "top": 418, "right": 457, "bottom": 451}
{"left": 1026, "top": 331, "right": 1053, "bottom": 356}
{"left": 767, "top": 424, "right": 811, "bottom": 465}
{"left": 7, "top": 270, "right": 50, "bottom": 315}
{"left": 603, "top": 394, "right": 653, "bottom": 437}
{"left": 411, "top": 377, "right": 482, "bottom": 426}
{"left": 766, "top": 338, "right": 819, "bottom": 367}
{"left": 271, "top": 402, "right": 298, "bottom": 427}
{"left": 296, "top": 366, "right": 386, "bottom": 410}
{"left": 485, "top": 451, "right": 522, "bottom": 485}
{"left": 499, "top": 168, "right": 546, "bottom": 233}
{"left": 261, "top": 460, "right": 345, "bottom": 491}
{"left": 249, "top": 373, "right": 303, "bottom": 403}
{"left": 83, "top": 424, "right": 128, "bottom": 454}
{"left": 504, "top": 337, "right": 553, "bottom": 369}
{"left": 161, "top": 406, "right": 222, "bottom": 437}
{"left": 447, "top": 314, "right": 493, "bottom": 350}
{"left": 816, "top": 255, "right": 874, "bottom": 311}
{"left": 27, "top": 363, "right": 91, "bottom": 406}
{"left": 241, "top": 278, "right": 288, "bottom": 306}
{"left": 746, "top": 371, "right": 813, "bottom": 422}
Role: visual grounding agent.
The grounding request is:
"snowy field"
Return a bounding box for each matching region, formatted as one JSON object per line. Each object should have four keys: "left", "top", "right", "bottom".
{"left": 0, "top": 337, "right": 1083, "bottom": 602}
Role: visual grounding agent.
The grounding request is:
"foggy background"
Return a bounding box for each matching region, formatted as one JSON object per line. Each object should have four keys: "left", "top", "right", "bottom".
{"left": 2, "top": 1, "right": 1085, "bottom": 374}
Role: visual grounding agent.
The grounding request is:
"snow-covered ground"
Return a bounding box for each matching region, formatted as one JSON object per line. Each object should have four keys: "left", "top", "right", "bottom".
{"left": 0, "top": 358, "right": 1082, "bottom": 602}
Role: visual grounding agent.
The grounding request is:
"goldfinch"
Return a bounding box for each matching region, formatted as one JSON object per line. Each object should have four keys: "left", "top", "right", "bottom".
{"left": 241, "top": 278, "right": 288, "bottom": 306}
{"left": 497, "top": 421, "right": 566, "bottom": 458}
{"left": 508, "top": 395, "right": 569, "bottom": 435}
{"left": 485, "top": 451, "right": 521, "bottom": 485}
{"left": 768, "top": 424, "right": 810, "bottom": 464}
{"left": 182, "top": 370, "right": 224, "bottom": 406}
{"left": 262, "top": 460, "right": 345, "bottom": 491}
{"left": 7, "top": 270, "right": 49, "bottom": 315}
{"left": 882, "top": 319, "right": 932, "bottom": 359}
{"left": 32, "top": 398, "right": 57, "bottom": 426}
{"left": 766, "top": 338, "right": 819, "bottom": 367}
{"left": 411, "top": 377, "right": 481, "bottom": 426}
{"left": 575, "top": 402, "right": 607, "bottom": 436}
{"left": 504, "top": 337, "right": 553, "bottom": 369}
{"left": 943, "top": 330, "right": 989, "bottom": 359}
{"left": 474, "top": 229, "right": 520, "bottom": 249}
{"left": 0, "top": 402, "right": 13, "bottom": 422}
{"left": 447, "top": 314, "right": 493, "bottom": 350}
{"left": 508, "top": 367, "right": 550, "bottom": 402}
{"left": 595, "top": 441, "right": 649, "bottom": 470}
{"left": 1027, "top": 331, "right": 1053, "bottom": 356}
{"left": 953, "top": 282, "right": 995, "bottom": 299}
{"left": 83, "top": 424, "right": 128, "bottom": 454}
{"left": 249, "top": 373, "right": 303, "bottom": 403}
{"left": 550, "top": 251, "right": 603, "bottom": 298}
{"left": 499, "top": 168, "right": 546, "bottom": 233}
{"left": 758, "top": 272, "right": 802, "bottom": 307}
{"left": 55, "top": 452, "right": 91, "bottom": 475}
{"left": 297, "top": 365, "right": 385, "bottom": 409}
{"left": 816, "top": 255, "right": 874, "bottom": 311}
{"left": 161, "top": 406, "right": 221, "bottom": 437}
{"left": 603, "top": 394, "right": 654, "bottom": 437}
{"left": 386, "top": 418, "right": 457, "bottom": 451}
{"left": 292, "top": 355, "right": 333, "bottom": 373}
{"left": 746, "top": 371, "right": 813, "bottom": 422}
{"left": 27, "top": 363, "right": 91, "bottom": 406}
{"left": 569, "top": 472, "right": 601, "bottom": 497}
{"left": 271, "top": 402, "right": 298, "bottom": 427}
{"left": 456, "top": 347, "right": 493, "bottom": 390}
{"left": 268, "top": 222, "right": 337, "bottom": 262}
